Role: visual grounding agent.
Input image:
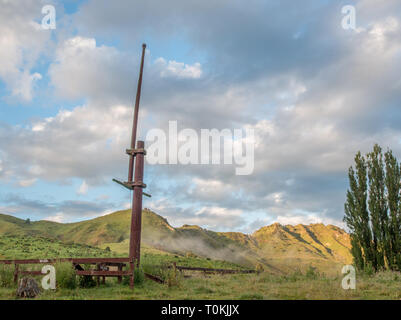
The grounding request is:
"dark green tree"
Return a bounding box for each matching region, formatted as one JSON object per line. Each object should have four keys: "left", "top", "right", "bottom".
{"left": 345, "top": 144, "right": 401, "bottom": 272}
{"left": 344, "top": 152, "right": 373, "bottom": 270}
{"left": 367, "top": 144, "right": 387, "bottom": 270}
{"left": 384, "top": 149, "right": 401, "bottom": 269}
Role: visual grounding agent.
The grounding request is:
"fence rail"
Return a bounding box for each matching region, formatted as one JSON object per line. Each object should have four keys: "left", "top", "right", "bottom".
{"left": 171, "top": 265, "right": 257, "bottom": 274}
{"left": 0, "top": 257, "right": 131, "bottom": 284}
{"left": 0, "top": 257, "right": 130, "bottom": 265}
{"left": 0, "top": 258, "right": 257, "bottom": 286}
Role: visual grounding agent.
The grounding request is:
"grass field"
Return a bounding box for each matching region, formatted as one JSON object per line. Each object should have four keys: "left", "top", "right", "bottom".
{"left": 0, "top": 235, "right": 117, "bottom": 259}
{"left": 1, "top": 267, "right": 401, "bottom": 300}
{"left": 1, "top": 239, "right": 400, "bottom": 300}
{"left": 1, "top": 213, "right": 399, "bottom": 300}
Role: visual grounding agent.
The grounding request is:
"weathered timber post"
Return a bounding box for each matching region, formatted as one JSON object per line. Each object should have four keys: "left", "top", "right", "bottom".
{"left": 113, "top": 44, "right": 148, "bottom": 290}
{"left": 128, "top": 140, "right": 145, "bottom": 289}
{"left": 173, "top": 262, "right": 177, "bottom": 282}
{"left": 128, "top": 44, "right": 146, "bottom": 183}
{"left": 133, "top": 141, "right": 145, "bottom": 266}
{"left": 96, "top": 264, "right": 100, "bottom": 286}
{"left": 118, "top": 264, "right": 123, "bottom": 284}
{"left": 14, "top": 264, "right": 19, "bottom": 284}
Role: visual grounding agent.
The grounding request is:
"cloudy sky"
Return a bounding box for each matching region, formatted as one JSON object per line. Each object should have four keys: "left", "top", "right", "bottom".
{"left": 1, "top": 0, "right": 401, "bottom": 232}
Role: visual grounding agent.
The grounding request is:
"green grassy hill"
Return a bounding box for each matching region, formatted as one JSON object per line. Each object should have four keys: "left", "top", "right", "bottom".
{"left": 0, "top": 235, "right": 114, "bottom": 260}
{"left": 0, "top": 210, "right": 352, "bottom": 273}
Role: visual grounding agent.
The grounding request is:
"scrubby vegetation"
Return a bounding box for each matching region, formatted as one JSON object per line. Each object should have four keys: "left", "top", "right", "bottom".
{"left": 55, "top": 262, "right": 77, "bottom": 289}
{"left": 0, "top": 239, "right": 400, "bottom": 299}
{"left": 0, "top": 207, "right": 398, "bottom": 299}
{"left": 122, "top": 266, "right": 145, "bottom": 286}
{"left": 0, "top": 235, "right": 115, "bottom": 259}
{"left": 0, "top": 264, "right": 14, "bottom": 288}
{"left": 1, "top": 262, "right": 401, "bottom": 300}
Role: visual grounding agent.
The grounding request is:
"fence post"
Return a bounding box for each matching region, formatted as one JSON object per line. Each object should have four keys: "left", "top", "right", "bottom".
{"left": 129, "top": 258, "right": 135, "bottom": 289}
{"left": 118, "top": 264, "right": 123, "bottom": 284}
{"left": 173, "top": 262, "right": 177, "bottom": 280}
{"left": 96, "top": 264, "right": 100, "bottom": 286}
{"left": 13, "top": 264, "right": 19, "bottom": 284}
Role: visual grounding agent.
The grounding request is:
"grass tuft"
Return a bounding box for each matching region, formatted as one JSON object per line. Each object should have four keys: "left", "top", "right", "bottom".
{"left": 0, "top": 265, "right": 14, "bottom": 288}
{"left": 55, "top": 262, "right": 77, "bottom": 289}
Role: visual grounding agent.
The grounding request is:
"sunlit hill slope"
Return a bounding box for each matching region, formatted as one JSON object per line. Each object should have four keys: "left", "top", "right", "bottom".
{"left": 0, "top": 209, "right": 352, "bottom": 273}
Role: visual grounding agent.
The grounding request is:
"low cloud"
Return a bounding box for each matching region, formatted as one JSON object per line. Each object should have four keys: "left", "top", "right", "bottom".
{"left": 0, "top": 193, "right": 120, "bottom": 222}
{"left": 18, "top": 178, "right": 37, "bottom": 188}
{"left": 77, "top": 180, "right": 89, "bottom": 195}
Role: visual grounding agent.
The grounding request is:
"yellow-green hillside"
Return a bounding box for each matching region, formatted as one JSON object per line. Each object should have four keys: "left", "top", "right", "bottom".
{"left": 0, "top": 209, "right": 352, "bottom": 273}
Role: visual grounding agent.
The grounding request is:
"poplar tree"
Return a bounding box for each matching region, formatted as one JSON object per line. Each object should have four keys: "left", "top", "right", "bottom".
{"left": 344, "top": 152, "right": 373, "bottom": 270}
{"left": 345, "top": 145, "right": 401, "bottom": 272}
{"left": 344, "top": 165, "right": 364, "bottom": 270}
{"left": 367, "top": 144, "right": 387, "bottom": 270}
{"left": 384, "top": 149, "right": 401, "bottom": 269}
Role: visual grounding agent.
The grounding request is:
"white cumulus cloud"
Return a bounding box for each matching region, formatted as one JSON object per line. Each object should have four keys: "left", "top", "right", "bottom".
{"left": 155, "top": 58, "right": 202, "bottom": 79}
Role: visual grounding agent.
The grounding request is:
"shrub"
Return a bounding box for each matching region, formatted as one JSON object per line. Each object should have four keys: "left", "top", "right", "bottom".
{"left": 55, "top": 262, "right": 77, "bottom": 289}
{"left": 122, "top": 266, "right": 145, "bottom": 286}
{"left": 0, "top": 264, "right": 14, "bottom": 288}
{"left": 363, "top": 263, "right": 375, "bottom": 276}
{"left": 287, "top": 269, "right": 303, "bottom": 282}
{"left": 305, "top": 265, "right": 319, "bottom": 280}
{"left": 135, "top": 267, "right": 145, "bottom": 285}
{"left": 166, "top": 268, "right": 181, "bottom": 288}
{"left": 78, "top": 275, "right": 96, "bottom": 288}
{"left": 77, "top": 264, "right": 96, "bottom": 288}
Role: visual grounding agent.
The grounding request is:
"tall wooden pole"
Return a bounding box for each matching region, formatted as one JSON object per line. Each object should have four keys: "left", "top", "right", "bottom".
{"left": 133, "top": 141, "right": 145, "bottom": 265}
{"left": 127, "top": 44, "right": 146, "bottom": 289}
{"left": 128, "top": 43, "right": 146, "bottom": 183}
{"left": 128, "top": 141, "right": 145, "bottom": 289}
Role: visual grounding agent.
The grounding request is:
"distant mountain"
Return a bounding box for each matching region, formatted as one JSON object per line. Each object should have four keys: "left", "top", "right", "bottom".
{"left": 0, "top": 210, "right": 352, "bottom": 273}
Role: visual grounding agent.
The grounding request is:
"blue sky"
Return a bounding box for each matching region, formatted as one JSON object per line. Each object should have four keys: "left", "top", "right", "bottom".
{"left": 1, "top": 0, "right": 401, "bottom": 232}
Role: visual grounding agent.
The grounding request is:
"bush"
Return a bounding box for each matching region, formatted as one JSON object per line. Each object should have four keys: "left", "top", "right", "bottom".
{"left": 287, "top": 269, "right": 303, "bottom": 282}
{"left": 305, "top": 265, "right": 319, "bottom": 280}
{"left": 55, "top": 262, "right": 77, "bottom": 289}
{"left": 166, "top": 268, "right": 181, "bottom": 288}
{"left": 0, "top": 264, "right": 14, "bottom": 288}
{"left": 363, "top": 263, "right": 375, "bottom": 276}
{"left": 78, "top": 275, "right": 96, "bottom": 288}
{"left": 123, "top": 266, "right": 145, "bottom": 286}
